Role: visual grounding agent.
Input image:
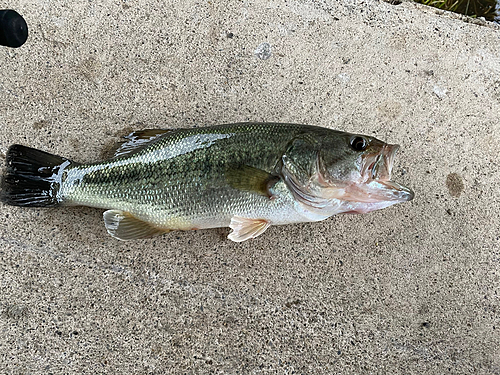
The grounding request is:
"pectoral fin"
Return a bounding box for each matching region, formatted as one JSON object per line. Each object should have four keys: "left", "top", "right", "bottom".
{"left": 228, "top": 216, "right": 270, "bottom": 242}
{"left": 113, "top": 129, "right": 174, "bottom": 158}
{"left": 103, "top": 210, "right": 168, "bottom": 240}
{"left": 226, "top": 165, "right": 280, "bottom": 198}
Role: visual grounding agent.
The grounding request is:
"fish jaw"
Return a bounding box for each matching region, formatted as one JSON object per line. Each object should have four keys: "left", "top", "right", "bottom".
{"left": 314, "top": 179, "right": 413, "bottom": 215}
{"left": 340, "top": 179, "right": 414, "bottom": 209}
{"left": 307, "top": 142, "right": 413, "bottom": 214}
{"left": 337, "top": 143, "right": 414, "bottom": 211}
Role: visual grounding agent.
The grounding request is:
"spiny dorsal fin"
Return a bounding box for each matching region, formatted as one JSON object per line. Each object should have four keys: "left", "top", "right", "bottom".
{"left": 103, "top": 209, "right": 168, "bottom": 240}
{"left": 113, "top": 129, "right": 174, "bottom": 158}
{"left": 226, "top": 165, "right": 280, "bottom": 198}
{"left": 228, "top": 216, "right": 270, "bottom": 242}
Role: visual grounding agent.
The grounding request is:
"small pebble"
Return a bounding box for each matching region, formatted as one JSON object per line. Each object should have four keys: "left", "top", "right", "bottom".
{"left": 254, "top": 42, "right": 272, "bottom": 60}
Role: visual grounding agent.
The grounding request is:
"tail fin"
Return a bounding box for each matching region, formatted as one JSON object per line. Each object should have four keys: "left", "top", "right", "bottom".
{"left": 1, "top": 145, "right": 73, "bottom": 207}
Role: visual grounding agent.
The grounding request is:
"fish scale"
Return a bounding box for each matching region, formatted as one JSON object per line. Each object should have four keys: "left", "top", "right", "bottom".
{"left": 1, "top": 123, "right": 414, "bottom": 242}
{"left": 61, "top": 125, "right": 301, "bottom": 214}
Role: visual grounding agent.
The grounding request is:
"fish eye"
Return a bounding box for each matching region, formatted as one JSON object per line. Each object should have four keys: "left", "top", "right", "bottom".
{"left": 350, "top": 136, "right": 367, "bottom": 152}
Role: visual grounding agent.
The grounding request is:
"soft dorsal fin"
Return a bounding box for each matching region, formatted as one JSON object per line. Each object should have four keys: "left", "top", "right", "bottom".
{"left": 228, "top": 216, "right": 270, "bottom": 242}
{"left": 103, "top": 209, "right": 168, "bottom": 240}
{"left": 113, "top": 129, "right": 174, "bottom": 158}
{"left": 226, "top": 165, "right": 280, "bottom": 198}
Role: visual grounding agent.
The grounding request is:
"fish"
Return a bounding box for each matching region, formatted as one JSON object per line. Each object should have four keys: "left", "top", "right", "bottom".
{"left": 0, "top": 123, "right": 414, "bottom": 242}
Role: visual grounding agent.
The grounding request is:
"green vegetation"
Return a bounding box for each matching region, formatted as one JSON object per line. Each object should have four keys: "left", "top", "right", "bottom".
{"left": 414, "top": 0, "right": 499, "bottom": 22}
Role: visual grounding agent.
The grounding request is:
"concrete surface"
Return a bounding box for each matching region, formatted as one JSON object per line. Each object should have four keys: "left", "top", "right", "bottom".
{"left": 1, "top": 0, "right": 499, "bottom": 373}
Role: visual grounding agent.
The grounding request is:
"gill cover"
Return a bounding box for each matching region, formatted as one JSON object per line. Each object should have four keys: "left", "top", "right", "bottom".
{"left": 280, "top": 134, "right": 338, "bottom": 211}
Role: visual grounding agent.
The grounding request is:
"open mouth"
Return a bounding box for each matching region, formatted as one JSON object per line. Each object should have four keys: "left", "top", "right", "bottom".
{"left": 305, "top": 141, "right": 414, "bottom": 207}
{"left": 358, "top": 144, "right": 414, "bottom": 203}
{"left": 362, "top": 144, "right": 399, "bottom": 182}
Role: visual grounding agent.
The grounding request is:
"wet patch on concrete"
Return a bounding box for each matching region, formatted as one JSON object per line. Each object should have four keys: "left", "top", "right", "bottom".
{"left": 446, "top": 173, "right": 464, "bottom": 197}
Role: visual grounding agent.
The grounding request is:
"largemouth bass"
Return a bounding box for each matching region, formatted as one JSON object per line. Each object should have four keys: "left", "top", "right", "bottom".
{"left": 0, "top": 123, "right": 414, "bottom": 242}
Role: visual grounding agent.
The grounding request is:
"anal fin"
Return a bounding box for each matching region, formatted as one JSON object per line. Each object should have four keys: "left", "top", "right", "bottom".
{"left": 103, "top": 210, "right": 168, "bottom": 240}
{"left": 228, "top": 216, "right": 270, "bottom": 242}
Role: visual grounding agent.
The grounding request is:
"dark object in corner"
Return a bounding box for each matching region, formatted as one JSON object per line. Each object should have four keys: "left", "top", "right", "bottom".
{"left": 0, "top": 9, "right": 28, "bottom": 48}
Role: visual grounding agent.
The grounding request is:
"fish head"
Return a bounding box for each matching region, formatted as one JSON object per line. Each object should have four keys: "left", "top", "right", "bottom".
{"left": 289, "top": 131, "right": 414, "bottom": 214}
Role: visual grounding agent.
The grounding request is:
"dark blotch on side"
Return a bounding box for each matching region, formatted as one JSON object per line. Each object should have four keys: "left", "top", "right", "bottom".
{"left": 446, "top": 173, "right": 464, "bottom": 197}
{"left": 82, "top": 164, "right": 146, "bottom": 185}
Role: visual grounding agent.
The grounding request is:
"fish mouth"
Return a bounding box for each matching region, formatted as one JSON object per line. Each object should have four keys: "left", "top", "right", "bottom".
{"left": 362, "top": 144, "right": 398, "bottom": 182}
{"left": 356, "top": 144, "right": 414, "bottom": 203}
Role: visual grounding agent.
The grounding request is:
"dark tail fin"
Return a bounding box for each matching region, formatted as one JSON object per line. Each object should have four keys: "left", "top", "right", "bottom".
{"left": 1, "top": 145, "right": 73, "bottom": 207}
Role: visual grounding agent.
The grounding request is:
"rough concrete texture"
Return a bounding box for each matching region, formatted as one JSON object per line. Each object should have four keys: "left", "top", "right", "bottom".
{"left": 1, "top": 0, "right": 499, "bottom": 373}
